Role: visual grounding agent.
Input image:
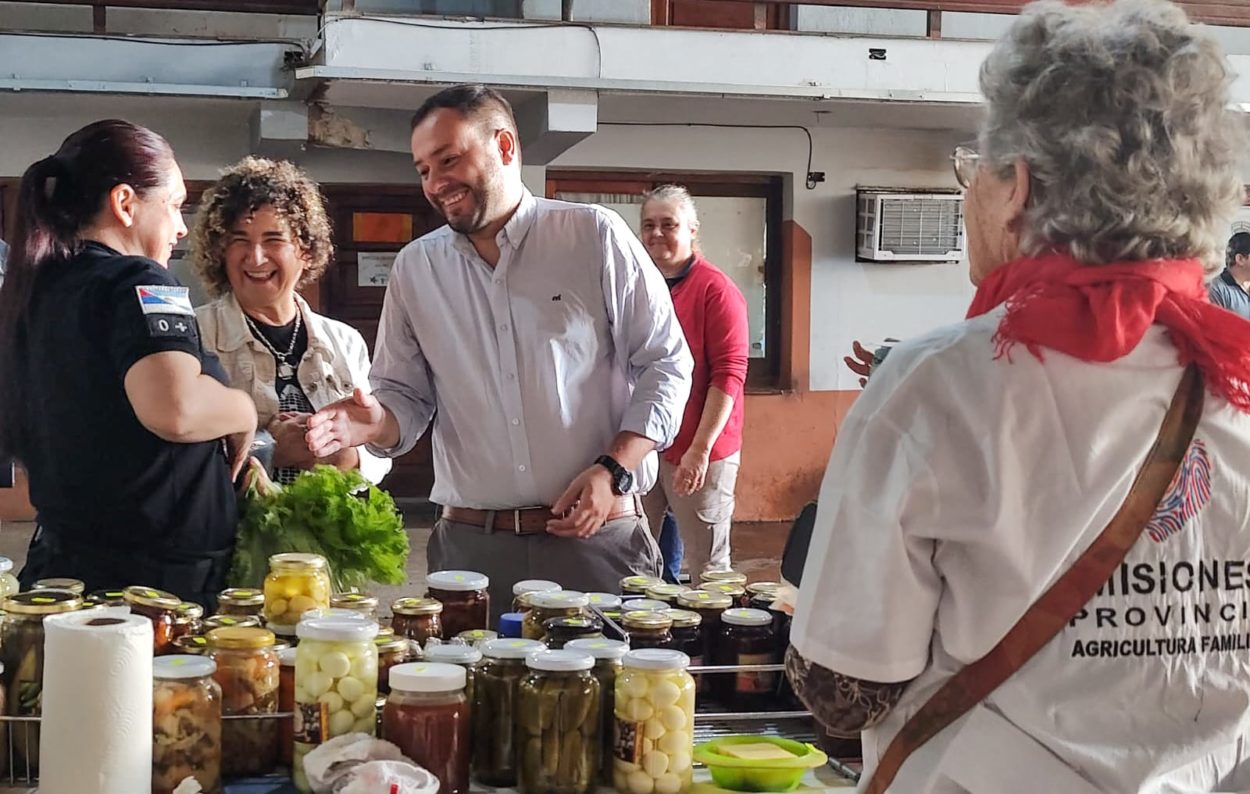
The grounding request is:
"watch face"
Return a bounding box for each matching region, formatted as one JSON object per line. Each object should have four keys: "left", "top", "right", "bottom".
{"left": 618, "top": 469, "right": 635, "bottom": 493}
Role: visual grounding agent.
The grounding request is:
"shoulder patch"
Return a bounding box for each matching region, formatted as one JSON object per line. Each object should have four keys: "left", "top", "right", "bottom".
{"left": 135, "top": 285, "right": 194, "bottom": 317}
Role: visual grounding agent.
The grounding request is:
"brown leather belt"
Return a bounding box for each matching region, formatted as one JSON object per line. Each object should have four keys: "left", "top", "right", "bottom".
{"left": 442, "top": 494, "right": 642, "bottom": 535}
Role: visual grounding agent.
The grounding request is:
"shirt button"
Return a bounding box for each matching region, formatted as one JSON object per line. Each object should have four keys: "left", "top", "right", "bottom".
{"left": 511, "top": 418, "right": 520, "bottom": 426}
{"left": 494, "top": 278, "right": 503, "bottom": 285}
{"left": 507, "top": 373, "right": 516, "bottom": 381}
{"left": 500, "top": 324, "right": 509, "bottom": 332}
{"left": 518, "top": 465, "right": 527, "bottom": 472}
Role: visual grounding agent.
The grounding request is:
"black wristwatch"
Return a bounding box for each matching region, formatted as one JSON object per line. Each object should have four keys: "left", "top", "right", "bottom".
{"left": 595, "top": 454, "right": 634, "bottom": 496}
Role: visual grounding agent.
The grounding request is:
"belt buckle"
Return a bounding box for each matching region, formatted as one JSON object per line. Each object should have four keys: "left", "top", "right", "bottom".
{"left": 512, "top": 509, "right": 527, "bottom": 536}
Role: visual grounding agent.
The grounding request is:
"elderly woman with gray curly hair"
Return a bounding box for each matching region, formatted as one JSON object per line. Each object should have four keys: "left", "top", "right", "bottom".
{"left": 786, "top": 1, "right": 1250, "bottom": 792}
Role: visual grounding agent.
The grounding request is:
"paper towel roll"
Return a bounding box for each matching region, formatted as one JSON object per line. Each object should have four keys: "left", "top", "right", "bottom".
{"left": 39, "top": 606, "right": 154, "bottom": 794}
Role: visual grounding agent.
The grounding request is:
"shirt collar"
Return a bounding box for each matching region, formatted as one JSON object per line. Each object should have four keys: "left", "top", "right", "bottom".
{"left": 450, "top": 189, "right": 538, "bottom": 257}
{"left": 215, "top": 291, "right": 331, "bottom": 360}
{"left": 665, "top": 255, "right": 699, "bottom": 289}
{"left": 1221, "top": 268, "right": 1245, "bottom": 293}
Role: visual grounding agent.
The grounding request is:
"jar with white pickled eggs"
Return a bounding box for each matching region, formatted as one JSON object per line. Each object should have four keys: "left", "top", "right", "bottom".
{"left": 612, "top": 649, "right": 694, "bottom": 794}
{"left": 264, "top": 553, "right": 332, "bottom": 628}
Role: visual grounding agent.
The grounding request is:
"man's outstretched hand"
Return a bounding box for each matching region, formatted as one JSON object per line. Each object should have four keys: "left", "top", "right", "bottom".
{"left": 305, "top": 388, "right": 388, "bottom": 458}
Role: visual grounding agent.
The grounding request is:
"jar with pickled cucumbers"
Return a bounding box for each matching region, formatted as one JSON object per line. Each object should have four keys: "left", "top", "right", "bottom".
{"left": 384, "top": 663, "right": 471, "bottom": 794}
{"left": 86, "top": 588, "right": 127, "bottom": 608}
{"left": 377, "top": 636, "right": 416, "bottom": 695}
{"left": 293, "top": 619, "right": 380, "bottom": 792}
{"left": 206, "top": 627, "right": 280, "bottom": 778}
{"left": 32, "top": 577, "right": 84, "bottom": 594}
{"left": 620, "top": 576, "right": 664, "bottom": 599}
{"left": 518, "top": 649, "right": 600, "bottom": 794}
{"left": 543, "top": 615, "right": 603, "bottom": 649}
{"left": 513, "top": 580, "right": 561, "bottom": 613}
{"left": 621, "top": 599, "right": 668, "bottom": 614}
{"left": 391, "top": 598, "right": 444, "bottom": 645}
{"left": 644, "top": 585, "right": 689, "bottom": 608}
{"left": 472, "top": 638, "right": 546, "bottom": 786}
{"left": 173, "top": 602, "right": 204, "bottom": 641}
{"left": 123, "top": 586, "right": 181, "bottom": 655}
{"left": 153, "top": 655, "right": 222, "bottom": 794}
{"left": 664, "top": 611, "right": 703, "bottom": 667}
{"left": 612, "top": 649, "right": 695, "bottom": 794}
{"left": 587, "top": 593, "right": 622, "bottom": 612}
{"left": 713, "top": 609, "right": 777, "bottom": 711}
{"left": 426, "top": 571, "right": 490, "bottom": 639}
{"left": 0, "top": 558, "right": 19, "bottom": 600}
{"left": 265, "top": 553, "right": 332, "bottom": 628}
{"left": 622, "top": 611, "right": 674, "bottom": 651}
{"left": 524, "top": 592, "right": 589, "bottom": 641}
{"left": 331, "top": 592, "right": 379, "bottom": 619}
{"left": 216, "top": 588, "right": 265, "bottom": 618}
{"left": 567, "top": 639, "right": 628, "bottom": 787}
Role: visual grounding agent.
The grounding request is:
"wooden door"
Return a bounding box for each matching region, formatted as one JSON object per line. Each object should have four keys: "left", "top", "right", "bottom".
{"left": 654, "top": 0, "right": 786, "bottom": 29}
{"left": 319, "top": 185, "right": 444, "bottom": 500}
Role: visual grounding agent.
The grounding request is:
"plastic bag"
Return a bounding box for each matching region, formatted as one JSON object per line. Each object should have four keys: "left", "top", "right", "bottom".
{"left": 304, "top": 733, "right": 438, "bottom": 794}
{"left": 334, "top": 761, "right": 441, "bottom": 794}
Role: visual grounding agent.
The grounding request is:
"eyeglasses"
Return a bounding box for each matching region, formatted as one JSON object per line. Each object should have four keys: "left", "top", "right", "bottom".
{"left": 952, "top": 144, "right": 981, "bottom": 189}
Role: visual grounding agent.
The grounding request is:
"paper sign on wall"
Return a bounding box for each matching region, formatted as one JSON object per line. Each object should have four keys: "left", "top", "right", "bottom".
{"left": 358, "top": 252, "right": 398, "bottom": 287}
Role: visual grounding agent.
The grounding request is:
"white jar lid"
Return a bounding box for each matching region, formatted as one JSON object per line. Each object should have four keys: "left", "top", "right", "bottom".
{"left": 0, "top": 557, "right": 13, "bottom": 575}
{"left": 623, "top": 649, "right": 690, "bottom": 671}
{"left": 586, "top": 593, "right": 622, "bottom": 609}
{"left": 513, "top": 579, "right": 561, "bottom": 596}
{"left": 389, "top": 662, "right": 466, "bottom": 693}
{"left": 526, "top": 649, "right": 594, "bottom": 672}
{"left": 297, "top": 617, "right": 380, "bottom": 643}
{"left": 427, "top": 571, "right": 490, "bottom": 592}
{"left": 722, "top": 608, "right": 773, "bottom": 628}
{"left": 530, "top": 591, "right": 589, "bottom": 610}
{"left": 299, "top": 608, "right": 373, "bottom": 623}
{"left": 154, "top": 655, "right": 217, "bottom": 680}
{"left": 424, "top": 644, "right": 483, "bottom": 665}
{"left": 278, "top": 647, "right": 298, "bottom": 666}
{"left": 567, "top": 638, "right": 629, "bottom": 661}
{"left": 482, "top": 638, "right": 546, "bottom": 660}
{"left": 622, "top": 599, "right": 667, "bottom": 612}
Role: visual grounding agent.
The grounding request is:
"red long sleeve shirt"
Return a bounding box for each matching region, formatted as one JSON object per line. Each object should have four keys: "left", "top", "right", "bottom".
{"left": 664, "top": 255, "right": 750, "bottom": 465}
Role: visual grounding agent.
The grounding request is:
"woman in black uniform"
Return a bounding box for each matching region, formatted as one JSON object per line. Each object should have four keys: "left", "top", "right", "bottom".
{"left": 0, "top": 120, "right": 257, "bottom": 606}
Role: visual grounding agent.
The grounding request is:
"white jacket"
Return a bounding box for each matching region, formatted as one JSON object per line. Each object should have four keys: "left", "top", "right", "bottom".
{"left": 196, "top": 292, "right": 391, "bottom": 485}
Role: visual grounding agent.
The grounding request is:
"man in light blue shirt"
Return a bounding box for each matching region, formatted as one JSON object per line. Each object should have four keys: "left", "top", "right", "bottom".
{"left": 308, "top": 85, "right": 692, "bottom": 612}
{"left": 1208, "top": 232, "right": 1250, "bottom": 321}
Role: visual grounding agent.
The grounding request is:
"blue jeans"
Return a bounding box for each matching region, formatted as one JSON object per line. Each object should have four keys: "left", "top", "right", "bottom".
{"left": 659, "top": 510, "right": 684, "bottom": 583}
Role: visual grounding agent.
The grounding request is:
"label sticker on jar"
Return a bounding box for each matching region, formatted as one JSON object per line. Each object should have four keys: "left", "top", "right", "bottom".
{"left": 294, "top": 701, "right": 329, "bottom": 745}
{"left": 735, "top": 653, "right": 777, "bottom": 694}
{"left": 613, "top": 718, "right": 644, "bottom": 764}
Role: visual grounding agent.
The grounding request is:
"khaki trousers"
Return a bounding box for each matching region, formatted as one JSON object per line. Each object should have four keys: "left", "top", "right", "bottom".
{"left": 642, "top": 451, "right": 740, "bottom": 578}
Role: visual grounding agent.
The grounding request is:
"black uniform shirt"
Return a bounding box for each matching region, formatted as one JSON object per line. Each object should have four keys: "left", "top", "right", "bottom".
{"left": 16, "top": 241, "right": 237, "bottom": 557}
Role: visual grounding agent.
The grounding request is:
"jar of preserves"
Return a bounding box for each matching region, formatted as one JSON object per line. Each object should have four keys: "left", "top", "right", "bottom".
{"left": 543, "top": 615, "right": 604, "bottom": 649}
{"left": 278, "top": 647, "right": 297, "bottom": 768}
{"left": 512, "top": 580, "right": 561, "bottom": 613}
{"left": 745, "top": 581, "right": 781, "bottom": 603}
{"left": 587, "top": 593, "right": 622, "bottom": 612}
{"left": 174, "top": 602, "right": 204, "bottom": 641}
{"left": 207, "top": 626, "right": 280, "bottom": 778}
{"left": 425, "top": 571, "right": 490, "bottom": 639}
{"left": 32, "top": 577, "right": 84, "bottom": 594}
{"left": 664, "top": 611, "right": 704, "bottom": 668}
{"left": 123, "top": 586, "right": 181, "bottom": 655}
{"left": 2, "top": 590, "right": 82, "bottom": 773}
{"left": 459, "top": 629, "right": 497, "bottom": 646}
{"left": 331, "top": 592, "right": 379, "bottom": 619}
{"left": 293, "top": 619, "right": 380, "bottom": 792}
{"left": 391, "top": 598, "right": 444, "bottom": 645}
{"left": 518, "top": 649, "right": 600, "bottom": 794}
{"left": 612, "top": 649, "right": 694, "bottom": 794}
{"left": 699, "top": 570, "right": 747, "bottom": 588}
{"left": 713, "top": 609, "right": 777, "bottom": 711}
{"left": 644, "top": 584, "right": 689, "bottom": 607}
{"left": 675, "top": 589, "right": 732, "bottom": 695}
{"left": 621, "top": 599, "right": 668, "bottom": 614}
{"left": 377, "top": 636, "right": 416, "bottom": 695}
{"left": 153, "top": 655, "right": 222, "bottom": 794}
{"left": 472, "top": 638, "right": 546, "bottom": 787}
{"left": 86, "top": 588, "right": 127, "bottom": 607}
{"left": 203, "top": 614, "right": 262, "bottom": 632}
{"left": 619, "top": 576, "right": 664, "bottom": 599}
{"left": 699, "top": 582, "right": 745, "bottom": 604}
{"left": 566, "top": 638, "right": 628, "bottom": 787}
{"left": 0, "top": 558, "right": 19, "bottom": 600}
{"left": 173, "top": 635, "right": 210, "bottom": 655}
{"left": 376, "top": 623, "right": 396, "bottom": 641}
{"left": 622, "top": 611, "right": 673, "bottom": 651}
{"left": 384, "top": 663, "right": 471, "bottom": 794}
{"left": 216, "top": 588, "right": 266, "bottom": 618}
{"left": 264, "top": 553, "right": 332, "bottom": 628}
{"left": 523, "top": 592, "right": 589, "bottom": 641}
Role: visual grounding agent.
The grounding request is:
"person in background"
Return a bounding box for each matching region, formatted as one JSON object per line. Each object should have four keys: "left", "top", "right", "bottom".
{"left": 1207, "top": 231, "right": 1250, "bottom": 320}
{"left": 305, "top": 85, "right": 690, "bottom": 617}
{"left": 638, "top": 185, "right": 749, "bottom": 579}
{"left": 0, "top": 120, "right": 255, "bottom": 605}
{"left": 190, "top": 157, "right": 390, "bottom": 486}
{"left": 787, "top": 1, "right": 1250, "bottom": 791}
{"left": 659, "top": 511, "right": 684, "bottom": 583}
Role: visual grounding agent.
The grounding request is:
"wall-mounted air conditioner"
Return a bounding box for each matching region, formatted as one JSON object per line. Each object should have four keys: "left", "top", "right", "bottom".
{"left": 856, "top": 188, "right": 965, "bottom": 263}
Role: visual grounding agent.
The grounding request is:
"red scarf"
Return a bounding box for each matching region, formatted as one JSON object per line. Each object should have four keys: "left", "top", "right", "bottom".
{"left": 967, "top": 251, "right": 1250, "bottom": 412}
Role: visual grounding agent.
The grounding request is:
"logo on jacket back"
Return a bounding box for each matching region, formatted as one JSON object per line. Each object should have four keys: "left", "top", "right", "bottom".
{"left": 1146, "top": 438, "right": 1212, "bottom": 544}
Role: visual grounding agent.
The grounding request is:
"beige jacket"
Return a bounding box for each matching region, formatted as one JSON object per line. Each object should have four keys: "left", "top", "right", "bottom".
{"left": 196, "top": 292, "right": 391, "bottom": 485}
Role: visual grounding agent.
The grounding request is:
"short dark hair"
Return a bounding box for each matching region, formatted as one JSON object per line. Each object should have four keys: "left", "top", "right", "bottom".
{"left": 1228, "top": 232, "right": 1250, "bottom": 268}
{"left": 410, "top": 84, "right": 518, "bottom": 139}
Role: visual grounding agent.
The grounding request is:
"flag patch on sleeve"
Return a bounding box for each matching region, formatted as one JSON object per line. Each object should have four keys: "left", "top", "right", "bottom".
{"left": 135, "top": 285, "right": 194, "bottom": 317}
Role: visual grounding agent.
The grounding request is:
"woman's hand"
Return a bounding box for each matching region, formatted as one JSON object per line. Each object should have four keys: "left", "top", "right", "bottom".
{"left": 269, "top": 413, "right": 316, "bottom": 469}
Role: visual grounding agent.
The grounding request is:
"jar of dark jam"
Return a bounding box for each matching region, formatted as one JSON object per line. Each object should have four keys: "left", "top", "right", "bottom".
{"left": 383, "top": 663, "right": 471, "bottom": 794}
{"left": 203, "top": 614, "right": 262, "bottom": 632}
{"left": 619, "top": 575, "right": 664, "bottom": 599}
{"left": 173, "top": 602, "right": 204, "bottom": 641}
{"left": 216, "top": 588, "right": 265, "bottom": 619}
{"left": 391, "top": 598, "right": 444, "bottom": 646}
{"left": 699, "top": 570, "right": 747, "bottom": 589}
{"left": 523, "top": 592, "right": 588, "bottom": 641}
{"left": 644, "top": 583, "right": 690, "bottom": 607}
{"left": 542, "top": 614, "right": 603, "bottom": 649}
{"left": 86, "top": 589, "right": 127, "bottom": 607}
{"left": 713, "top": 608, "right": 778, "bottom": 710}
{"left": 425, "top": 571, "right": 490, "bottom": 639}
{"left": 123, "top": 586, "right": 181, "bottom": 655}
{"left": 331, "top": 592, "right": 379, "bottom": 619}
{"left": 621, "top": 610, "right": 673, "bottom": 650}
{"left": 377, "top": 636, "right": 417, "bottom": 695}
{"left": 699, "top": 582, "right": 746, "bottom": 605}
{"left": 665, "top": 609, "right": 704, "bottom": 667}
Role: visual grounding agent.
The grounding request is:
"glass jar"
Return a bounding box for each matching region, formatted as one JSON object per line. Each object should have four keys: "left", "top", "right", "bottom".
{"left": 0, "top": 558, "right": 17, "bottom": 600}
{"left": 264, "top": 553, "right": 332, "bottom": 628}
{"left": 424, "top": 644, "right": 483, "bottom": 716}
{"left": 391, "top": 598, "right": 444, "bottom": 645}
{"left": 664, "top": 611, "right": 704, "bottom": 668}
{"left": 377, "top": 636, "right": 416, "bottom": 695}
{"left": 745, "top": 581, "right": 781, "bottom": 604}
{"left": 173, "top": 635, "right": 210, "bottom": 655}
{"left": 621, "top": 599, "right": 668, "bottom": 614}
{"left": 1, "top": 590, "right": 82, "bottom": 774}
{"left": 567, "top": 639, "right": 628, "bottom": 787}
{"left": 587, "top": 593, "right": 622, "bottom": 612}
{"left": 153, "top": 655, "right": 222, "bottom": 794}
{"left": 543, "top": 615, "right": 604, "bottom": 650}
{"left": 524, "top": 592, "right": 590, "bottom": 641}
{"left": 174, "top": 602, "right": 204, "bottom": 641}
{"left": 512, "top": 580, "right": 562, "bottom": 613}
{"left": 426, "top": 571, "right": 490, "bottom": 639}
{"left": 216, "top": 588, "right": 266, "bottom": 618}
{"left": 612, "top": 650, "right": 695, "bottom": 794}
{"left": 699, "top": 570, "right": 747, "bottom": 588}
{"left": 518, "top": 650, "right": 600, "bottom": 794}
{"left": 699, "top": 582, "right": 745, "bottom": 604}
{"left": 622, "top": 611, "right": 673, "bottom": 651}
{"left": 644, "top": 584, "right": 690, "bottom": 608}
{"left": 123, "top": 586, "right": 181, "bottom": 655}
{"left": 203, "top": 614, "right": 262, "bottom": 632}
{"left": 619, "top": 576, "right": 664, "bottom": 599}
{"left": 713, "top": 609, "right": 778, "bottom": 711}
{"left": 279, "top": 647, "right": 297, "bottom": 768}
{"left": 86, "top": 588, "right": 127, "bottom": 608}
{"left": 472, "top": 638, "right": 546, "bottom": 786}
{"left": 207, "top": 626, "right": 280, "bottom": 778}
{"left": 293, "top": 619, "right": 380, "bottom": 792}
{"left": 675, "top": 589, "right": 732, "bottom": 697}
{"left": 300, "top": 607, "right": 372, "bottom": 624}
{"left": 32, "top": 577, "right": 84, "bottom": 595}
{"left": 459, "top": 629, "right": 497, "bottom": 647}
{"left": 331, "top": 592, "right": 379, "bottom": 619}
{"left": 384, "top": 663, "right": 471, "bottom": 794}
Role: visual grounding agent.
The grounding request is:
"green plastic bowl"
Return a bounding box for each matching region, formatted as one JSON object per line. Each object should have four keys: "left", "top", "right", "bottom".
{"left": 693, "top": 736, "right": 829, "bottom": 792}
